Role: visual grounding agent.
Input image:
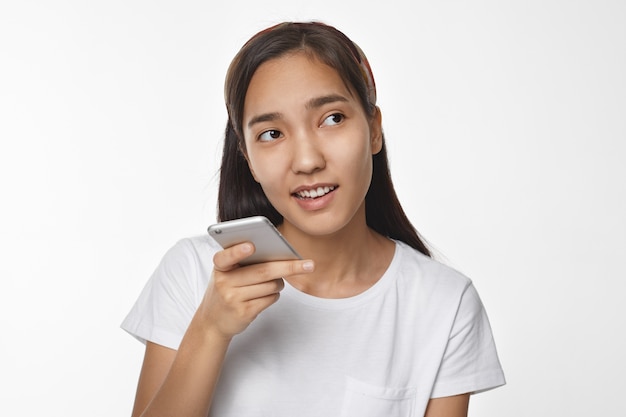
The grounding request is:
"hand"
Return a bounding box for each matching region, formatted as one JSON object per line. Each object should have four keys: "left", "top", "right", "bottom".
{"left": 199, "top": 242, "right": 314, "bottom": 339}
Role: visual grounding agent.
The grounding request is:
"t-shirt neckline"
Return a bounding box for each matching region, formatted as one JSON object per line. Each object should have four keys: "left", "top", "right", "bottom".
{"left": 282, "top": 240, "right": 403, "bottom": 310}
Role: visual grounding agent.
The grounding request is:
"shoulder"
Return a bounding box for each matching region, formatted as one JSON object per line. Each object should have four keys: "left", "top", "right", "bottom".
{"left": 152, "top": 234, "right": 222, "bottom": 290}
{"left": 394, "top": 242, "right": 497, "bottom": 344}
{"left": 162, "top": 234, "right": 222, "bottom": 268}
{"left": 389, "top": 241, "right": 483, "bottom": 326}
{"left": 121, "top": 234, "right": 221, "bottom": 348}
{"left": 167, "top": 233, "right": 222, "bottom": 258}
{"left": 394, "top": 241, "right": 472, "bottom": 297}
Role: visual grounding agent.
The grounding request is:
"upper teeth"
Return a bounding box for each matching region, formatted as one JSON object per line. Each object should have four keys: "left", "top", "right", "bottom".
{"left": 297, "top": 186, "right": 335, "bottom": 198}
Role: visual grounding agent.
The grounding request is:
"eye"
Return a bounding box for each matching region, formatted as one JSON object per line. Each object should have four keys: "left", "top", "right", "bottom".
{"left": 258, "top": 129, "right": 283, "bottom": 142}
{"left": 320, "top": 113, "right": 345, "bottom": 127}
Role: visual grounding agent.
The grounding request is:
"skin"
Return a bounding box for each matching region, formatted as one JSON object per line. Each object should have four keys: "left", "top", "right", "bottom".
{"left": 241, "top": 51, "right": 393, "bottom": 297}
{"left": 130, "top": 51, "right": 469, "bottom": 417}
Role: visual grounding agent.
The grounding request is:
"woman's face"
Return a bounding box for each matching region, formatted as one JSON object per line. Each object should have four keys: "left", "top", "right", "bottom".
{"left": 241, "top": 52, "right": 382, "bottom": 238}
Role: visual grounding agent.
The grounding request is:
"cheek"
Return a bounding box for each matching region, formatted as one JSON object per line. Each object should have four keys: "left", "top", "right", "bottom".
{"left": 252, "top": 163, "right": 289, "bottom": 211}
{"left": 343, "top": 132, "right": 374, "bottom": 168}
{"left": 247, "top": 153, "right": 284, "bottom": 189}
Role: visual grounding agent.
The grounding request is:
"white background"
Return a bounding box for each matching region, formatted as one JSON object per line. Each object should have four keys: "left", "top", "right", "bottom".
{"left": 1, "top": 1, "right": 624, "bottom": 415}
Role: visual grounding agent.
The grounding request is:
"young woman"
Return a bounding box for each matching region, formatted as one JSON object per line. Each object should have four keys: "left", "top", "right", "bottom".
{"left": 122, "top": 21, "right": 505, "bottom": 417}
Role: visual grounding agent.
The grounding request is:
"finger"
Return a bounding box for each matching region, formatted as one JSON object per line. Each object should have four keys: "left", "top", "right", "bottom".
{"left": 213, "top": 242, "right": 255, "bottom": 272}
{"left": 235, "top": 259, "right": 315, "bottom": 287}
{"left": 238, "top": 277, "right": 285, "bottom": 302}
{"left": 244, "top": 291, "right": 282, "bottom": 317}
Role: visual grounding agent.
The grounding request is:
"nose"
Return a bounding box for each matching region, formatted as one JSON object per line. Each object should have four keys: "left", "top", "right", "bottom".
{"left": 290, "top": 129, "right": 326, "bottom": 174}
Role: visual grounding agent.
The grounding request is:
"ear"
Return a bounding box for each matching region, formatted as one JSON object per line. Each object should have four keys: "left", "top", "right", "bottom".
{"left": 370, "top": 106, "right": 383, "bottom": 155}
{"left": 239, "top": 143, "right": 260, "bottom": 183}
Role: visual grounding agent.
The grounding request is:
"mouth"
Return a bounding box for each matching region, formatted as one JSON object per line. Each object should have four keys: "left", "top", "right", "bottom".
{"left": 293, "top": 185, "right": 337, "bottom": 199}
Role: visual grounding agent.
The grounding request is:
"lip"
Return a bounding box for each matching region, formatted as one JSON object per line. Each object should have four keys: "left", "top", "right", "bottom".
{"left": 291, "top": 183, "right": 338, "bottom": 211}
{"left": 291, "top": 183, "right": 338, "bottom": 195}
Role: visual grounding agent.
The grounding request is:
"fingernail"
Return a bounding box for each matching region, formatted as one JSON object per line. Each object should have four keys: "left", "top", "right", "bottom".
{"left": 302, "top": 260, "right": 314, "bottom": 271}
{"left": 241, "top": 243, "right": 253, "bottom": 253}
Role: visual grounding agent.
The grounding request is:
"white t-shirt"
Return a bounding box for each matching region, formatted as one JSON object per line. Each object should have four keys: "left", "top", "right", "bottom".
{"left": 122, "top": 235, "right": 505, "bottom": 416}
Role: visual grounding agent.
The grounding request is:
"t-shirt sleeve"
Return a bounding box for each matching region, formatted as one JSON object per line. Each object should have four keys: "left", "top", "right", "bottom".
{"left": 431, "top": 283, "right": 506, "bottom": 398}
{"left": 120, "top": 239, "right": 204, "bottom": 350}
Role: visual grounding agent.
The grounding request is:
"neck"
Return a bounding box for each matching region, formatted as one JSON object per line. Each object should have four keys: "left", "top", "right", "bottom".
{"left": 278, "top": 210, "right": 395, "bottom": 298}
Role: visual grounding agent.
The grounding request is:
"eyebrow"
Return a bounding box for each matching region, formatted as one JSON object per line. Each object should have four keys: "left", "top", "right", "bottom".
{"left": 305, "top": 94, "right": 349, "bottom": 110}
{"left": 247, "top": 94, "right": 350, "bottom": 129}
{"left": 247, "top": 112, "right": 282, "bottom": 129}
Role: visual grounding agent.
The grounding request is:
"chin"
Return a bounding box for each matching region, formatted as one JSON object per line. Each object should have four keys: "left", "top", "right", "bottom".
{"left": 282, "top": 210, "right": 361, "bottom": 239}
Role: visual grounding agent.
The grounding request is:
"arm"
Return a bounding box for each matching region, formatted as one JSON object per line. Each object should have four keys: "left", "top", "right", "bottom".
{"left": 424, "top": 393, "right": 470, "bottom": 417}
{"left": 130, "top": 319, "right": 231, "bottom": 417}
{"left": 129, "top": 242, "right": 315, "bottom": 417}
{"left": 130, "top": 342, "right": 176, "bottom": 417}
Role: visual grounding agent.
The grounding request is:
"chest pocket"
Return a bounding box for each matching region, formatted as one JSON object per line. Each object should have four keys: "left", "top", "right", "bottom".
{"left": 339, "top": 377, "right": 417, "bottom": 417}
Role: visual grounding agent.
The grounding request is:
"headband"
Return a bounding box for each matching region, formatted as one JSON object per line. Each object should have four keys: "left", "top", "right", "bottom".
{"left": 351, "top": 41, "right": 377, "bottom": 106}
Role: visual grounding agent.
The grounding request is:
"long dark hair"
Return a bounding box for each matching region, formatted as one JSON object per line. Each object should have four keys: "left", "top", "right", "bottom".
{"left": 218, "top": 22, "right": 430, "bottom": 257}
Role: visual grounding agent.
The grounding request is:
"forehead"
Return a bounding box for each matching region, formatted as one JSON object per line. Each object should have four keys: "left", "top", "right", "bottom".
{"left": 243, "top": 52, "right": 354, "bottom": 111}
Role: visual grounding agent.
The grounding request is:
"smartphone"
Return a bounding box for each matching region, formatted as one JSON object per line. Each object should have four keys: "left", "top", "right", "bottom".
{"left": 207, "top": 216, "right": 301, "bottom": 266}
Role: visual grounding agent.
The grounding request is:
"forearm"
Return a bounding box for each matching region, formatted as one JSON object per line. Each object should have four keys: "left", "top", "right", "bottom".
{"left": 138, "top": 312, "right": 231, "bottom": 417}
{"left": 132, "top": 247, "right": 312, "bottom": 417}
